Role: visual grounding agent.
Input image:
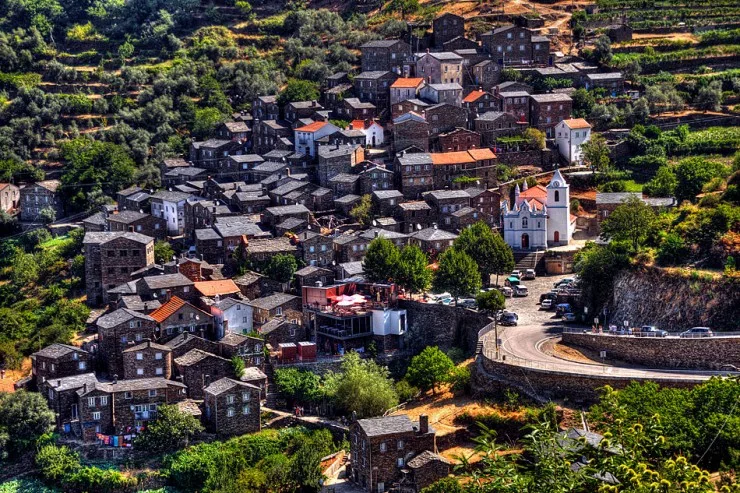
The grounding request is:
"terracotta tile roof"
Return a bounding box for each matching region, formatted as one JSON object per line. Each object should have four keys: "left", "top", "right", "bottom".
{"left": 467, "top": 148, "right": 496, "bottom": 160}
{"left": 431, "top": 151, "right": 475, "bottom": 166}
{"left": 519, "top": 185, "right": 548, "bottom": 201}
{"left": 295, "top": 121, "right": 328, "bottom": 133}
{"left": 391, "top": 77, "right": 424, "bottom": 89}
{"left": 149, "top": 296, "right": 187, "bottom": 323}
{"left": 463, "top": 89, "right": 487, "bottom": 103}
{"left": 562, "top": 118, "right": 592, "bottom": 129}
{"left": 194, "top": 280, "right": 240, "bottom": 297}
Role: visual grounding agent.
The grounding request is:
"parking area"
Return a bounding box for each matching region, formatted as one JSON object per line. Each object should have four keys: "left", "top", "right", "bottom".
{"left": 502, "top": 273, "right": 575, "bottom": 327}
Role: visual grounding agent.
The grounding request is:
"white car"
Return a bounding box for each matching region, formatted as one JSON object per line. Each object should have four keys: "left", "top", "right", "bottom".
{"left": 524, "top": 269, "right": 536, "bottom": 280}
{"left": 500, "top": 286, "right": 513, "bottom": 298}
{"left": 514, "top": 285, "right": 529, "bottom": 297}
{"left": 541, "top": 299, "right": 553, "bottom": 310}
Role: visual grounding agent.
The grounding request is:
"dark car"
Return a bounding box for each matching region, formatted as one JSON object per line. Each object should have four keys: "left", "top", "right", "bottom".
{"left": 499, "top": 312, "right": 518, "bottom": 326}
{"left": 539, "top": 292, "right": 557, "bottom": 303}
{"left": 556, "top": 303, "right": 572, "bottom": 317}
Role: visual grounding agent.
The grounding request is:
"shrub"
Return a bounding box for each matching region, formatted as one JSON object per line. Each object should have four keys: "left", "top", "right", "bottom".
{"left": 66, "top": 467, "right": 135, "bottom": 493}
{"left": 36, "top": 444, "right": 81, "bottom": 483}
{"left": 395, "top": 379, "right": 419, "bottom": 403}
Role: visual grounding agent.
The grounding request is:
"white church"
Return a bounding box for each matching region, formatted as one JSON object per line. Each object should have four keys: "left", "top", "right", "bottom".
{"left": 501, "top": 169, "right": 576, "bottom": 250}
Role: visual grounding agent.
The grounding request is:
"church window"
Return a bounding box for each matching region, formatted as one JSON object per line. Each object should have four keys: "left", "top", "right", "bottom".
{"left": 554, "top": 190, "right": 560, "bottom": 202}
{"left": 522, "top": 218, "right": 528, "bottom": 228}
{"left": 509, "top": 222, "right": 513, "bottom": 229}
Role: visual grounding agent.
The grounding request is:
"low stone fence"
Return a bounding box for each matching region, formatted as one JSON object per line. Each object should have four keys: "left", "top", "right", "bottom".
{"left": 561, "top": 331, "right": 740, "bottom": 370}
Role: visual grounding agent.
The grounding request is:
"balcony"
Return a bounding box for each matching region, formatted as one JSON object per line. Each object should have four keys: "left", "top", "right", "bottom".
{"left": 315, "top": 311, "right": 372, "bottom": 340}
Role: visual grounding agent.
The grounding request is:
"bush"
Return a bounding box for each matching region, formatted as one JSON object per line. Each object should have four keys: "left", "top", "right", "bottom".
{"left": 598, "top": 180, "right": 627, "bottom": 192}
{"left": 66, "top": 466, "right": 135, "bottom": 493}
{"left": 36, "top": 444, "right": 81, "bottom": 482}
{"left": 395, "top": 379, "right": 419, "bottom": 403}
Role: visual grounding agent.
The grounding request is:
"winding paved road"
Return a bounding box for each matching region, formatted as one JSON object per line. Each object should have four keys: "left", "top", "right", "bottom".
{"left": 481, "top": 273, "right": 733, "bottom": 382}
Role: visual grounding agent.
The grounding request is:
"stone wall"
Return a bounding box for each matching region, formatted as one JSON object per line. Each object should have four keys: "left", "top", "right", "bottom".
{"left": 472, "top": 356, "right": 700, "bottom": 405}
{"left": 399, "top": 300, "right": 492, "bottom": 354}
{"left": 609, "top": 267, "right": 740, "bottom": 332}
{"left": 562, "top": 332, "right": 740, "bottom": 370}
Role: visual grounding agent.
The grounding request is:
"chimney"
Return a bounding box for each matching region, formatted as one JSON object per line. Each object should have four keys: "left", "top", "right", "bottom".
{"left": 113, "top": 374, "right": 118, "bottom": 384}
{"left": 419, "top": 414, "right": 429, "bottom": 434}
{"left": 374, "top": 230, "right": 379, "bottom": 238}
{"left": 57, "top": 379, "right": 61, "bottom": 386}
{"left": 166, "top": 289, "right": 172, "bottom": 302}
{"left": 312, "top": 100, "right": 317, "bottom": 107}
{"left": 286, "top": 168, "right": 291, "bottom": 177}
{"left": 83, "top": 383, "right": 87, "bottom": 393}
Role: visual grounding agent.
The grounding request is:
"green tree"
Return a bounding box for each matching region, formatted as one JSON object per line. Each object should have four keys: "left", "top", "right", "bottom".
{"left": 387, "top": 0, "right": 420, "bottom": 19}
{"left": 454, "top": 221, "right": 513, "bottom": 286}
{"left": 600, "top": 195, "right": 656, "bottom": 251}
{"left": 581, "top": 133, "right": 611, "bottom": 172}
{"left": 11, "top": 250, "right": 39, "bottom": 287}
{"left": 154, "top": 240, "right": 175, "bottom": 264}
{"left": 274, "top": 368, "right": 323, "bottom": 406}
{"left": 396, "top": 245, "right": 432, "bottom": 294}
{"left": 405, "top": 346, "right": 454, "bottom": 395}
{"left": 231, "top": 356, "right": 246, "bottom": 379}
{"left": 421, "top": 478, "right": 465, "bottom": 493}
{"left": 433, "top": 248, "right": 482, "bottom": 302}
{"left": 324, "top": 352, "right": 398, "bottom": 418}
{"left": 522, "top": 128, "right": 545, "bottom": 150}
{"left": 571, "top": 88, "right": 596, "bottom": 118}
{"left": 574, "top": 242, "right": 629, "bottom": 311}
{"left": 632, "top": 96, "right": 650, "bottom": 124}
{"left": 134, "top": 404, "right": 204, "bottom": 452}
{"left": 118, "top": 40, "right": 134, "bottom": 61}
{"left": 674, "top": 156, "right": 728, "bottom": 203}
{"left": 0, "top": 391, "right": 55, "bottom": 458}
{"left": 363, "top": 237, "right": 400, "bottom": 283}
{"left": 349, "top": 194, "right": 372, "bottom": 226}
{"left": 694, "top": 80, "right": 723, "bottom": 112}
{"left": 38, "top": 206, "right": 56, "bottom": 224}
{"left": 593, "top": 35, "right": 613, "bottom": 65}
{"left": 476, "top": 289, "right": 505, "bottom": 313}
{"left": 644, "top": 166, "right": 677, "bottom": 197}
{"left": 277, "top": 79, "right": 319, "bottom": 106}
{"left": 265, "top": 254, "right": 298, "bottom": 283}
{"left": 36, "top": 444, "right": 81, "bottom": 483}
{"left": 192, "top": 107, "right": 227, "bottom": 140}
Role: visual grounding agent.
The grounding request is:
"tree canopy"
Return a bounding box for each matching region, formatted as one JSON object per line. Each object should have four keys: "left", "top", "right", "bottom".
{"left": 363, "top": 237, "right": 400, "bottom": 284}
{"left": 324, "top": 351, "right": 398, "bottom": 418}
{"left": 600, "top": 195, "right": 657, "bottom": 251}
{"left": 433, "top": 248, "right": 482, "bottom": 301}
{"left": 405, "top": 346, "right": 455, "bottom": 395}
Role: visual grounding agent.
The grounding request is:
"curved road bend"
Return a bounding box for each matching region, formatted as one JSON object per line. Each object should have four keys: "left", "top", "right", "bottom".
{"left": 481, "top": 273, "right": 732, "bottom": 382}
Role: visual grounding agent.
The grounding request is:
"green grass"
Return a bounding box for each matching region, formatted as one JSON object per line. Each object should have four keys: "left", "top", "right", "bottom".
{"left": 622, "top": 180, "right": 645, "bottom": 192}
{"left": 38, "top": 235, "right": 72, "bottom": 252}
{"left": 0, "top": 479, "right": 58, "bottom": 493}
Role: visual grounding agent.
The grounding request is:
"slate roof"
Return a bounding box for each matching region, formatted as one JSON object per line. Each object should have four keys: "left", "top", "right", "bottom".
{"left": 84, "top": 377, "right": 186, "bottom": 394}
{"left": 122, "top": 341, "right": 171, "bottom": 353}
{"left": 83, "top": 211, "right": 107, "bottom": 226}
{"left": 265, "top": 204, "right": 310, "bottom": 215}
{"left": 219, "top": 332, "right": 250, "bottom": 347}
{"left": 595, "top": 192, "right": 642, "bottom": 205}
{"left": 143, "top": 273, "right": 194, "bottom": 290}
{"left": 151, "top": 190, "right": 191, "bottom": 203}
{"left": 318, "top": 144, "right": 361, "bottom": 159}
{"left": 214, "top": 220, "right": 265, "bottom": 239}
{"left": 119, "top": 295, "right": 161, "bottom": 312}
{"left": 97, "top": 308, "right": 155, "bottom": 329}
{"left": 355, "top": 71, "right": 393, "bottom": 80}
{"left": 587, "top": 72, "right": 624, "bottom": 80}
{"left": 476, "top": 111, "right": 509, "bottom": 121}
{"left": 329, "top": 173, "right": 361, "bottom": 184}
{"left": 107, "top": 210, "right": 150, "bottom": 224}
{"left": 247, "top": 237, "right": 297, "bottom": 254}
{"left": 83, "top": 231, "right": 153, "bottom": 245}
{"left": 340, "top": 261, "right": 364, "bottom": 276}
{"left": 530, "top": 93, "right": 573, "bottom": 103}
{"left": 357, "top": 415, "right": 414, "bottom": 437}
{"left": 425, "top": 190, "right": 471, "bottom": 200}
{"left": 335, "top": 194, "right": 361, "bottom": 204}
{"left": 361, "top": 40, "right": 405, "bottom": 48}
{"left": 373, "top": 190, "right": 404, "bottom": 200}
{"left": 195, "top": 228, "right": 222, "bottom": 241}
{"left": 398, "top": 201, "right": 432, "bottom": 211}
{"left": 396, "top": 153, "right": 433, "bottom": 166}
{"left": 248, "top": 292, "right": 299, "bottom": 311}
{"left": 295, "top": 265, "right": 332, "bottom": 277}
{"left": 174, "top": 349, "right": 228, "bottom": 367}
{"left": 33, "top": 343, "right": 87, "bottom": 359}
{"left": 407, "top": 450, "right": 451, "bottom": 468}
{"left": 48, "top": 373, "right": 99, "bottom": 392}
{"left": 412, "top": 227, "right": 459, "bottom": 241}
{"left": 203, "top": 377, "right": 259, "bottom": 396}
{"left": 241, "top": 367, "right": 268, "bottom": 382}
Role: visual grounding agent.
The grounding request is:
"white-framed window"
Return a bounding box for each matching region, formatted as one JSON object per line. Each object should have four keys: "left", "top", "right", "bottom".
{"left": 88, "top": 397, "right": 96, "bottom": 407}
{"left": 149, "top": 389, "right": 157, "bottom": 397}
{"left": 227, "top": 395, "right": 235, "bottom": 404}
{"left": 242, "top": 405, "right": 250, "bottom": 415}
{"left": 92, "top": 411, "right": 101, "bottom": 420}
{"left": 155, "top": 352, "right": 163, "bottom": 360}
{"left": 100, "top": 396, "right": 108, "bottom": 405}
{"left": 156, "top": 367, "right": 163, "bottom": 375}
{"left": 380, "top": 442, "right": 387, "bottom": 453}
{"left": 276, "top": 307, "right": 283, "bottom": 316}
{"left": 125, "top": 391, "right": 132, "bottom": 399}
{"left": 78, "top": 361, "right": 86, "bottom": 370}
{"left": 137, "top": 368, "right": 144, "bottom": 375}
{"left": 397, "top": 457, "right": 404, "bottom": 467}
{"left": 227, "top": 408, "right": 235, "bottom": 417}
{"left": 136, "top": 352, "right": 143, "bottom": 360}
{"left": 242, "top": 392, "right": 250, "bottom": 401}
{"left": 397, "top": 439, "right": 404, "bottom": 450}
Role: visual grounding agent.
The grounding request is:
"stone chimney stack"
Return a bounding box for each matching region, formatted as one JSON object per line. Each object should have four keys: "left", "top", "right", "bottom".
{"left": 419, "top": 414, "right": 429, "bottom": 434}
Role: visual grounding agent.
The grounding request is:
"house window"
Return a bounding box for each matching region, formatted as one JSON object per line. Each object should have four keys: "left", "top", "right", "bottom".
{"left": 242, "top": 392, "right": 250, "bottom": 401}
{"left": 397, "top": 440, "right": 404, "bottom": 450}
{"left": 397, "top": 458, "right": 404, "bottom": 467}
{"left": 155, "top": 352, "right": 163, "bottom": 360}
{"left": 156, "top": 367, "right": 163, "bottom": 375}
{"left": 276, "top": 307, "right": 283, "bottom": 316}
{"left": 522, "top": 218, "right": 528, "bottom": 228}
{"left": 125, "top": 392, "right": 132, "bottom": 399}
{"left": 227, "top": 395, "right": 235, "bottom": 404}
{"left": 78, "top": 361, "right": 86, "bottom": 370}
{"left": 554, "top": 191, "right": 560, "bottom": 202}
{"left": 88, "top": 397, "right": 96, "bottom": 407}
{"left": 92, "top": 412, "right": 101, "bottom": 421}
{"left": 137, "top": 368, "right": 144, "bottom": 375}
{"left": 136, "top": 352, "right": 143, "bottom": 360}
{"left": 243, "top": 405, "right": 250, "bottom": 415}
{"left": 227, "top": 408, "right": 235, "bottom": 417}
{"left": 149, "top": 389, "right": 157, "bottom": 397}
{"left": 380, "top": 442, "right": 387, "bottom": 453}
{"left": 100, "top": 396, "right": 108, "bottom": 406}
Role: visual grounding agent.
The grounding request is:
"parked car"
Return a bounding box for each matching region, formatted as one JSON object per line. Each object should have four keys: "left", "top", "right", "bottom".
{"left": 680, "top": 327, "right": 714, "bottom": 338}
{"left": 556, "top": 303, "right": 572, "bottom": 316}
{"left": 499, "top": 311, "right": 519, "bottom": 326}
{"left": 554, "top": 278, "right": 575, "bottom": 288}
{"left": 457, "top": 298, "right": 477, "bottom": 309}
{"left": 514, "top": 285, "right": 529, "bottom": 297}
{"left": 539, "top": 292, "right": 557, "bottom": 303}
{"left": 562, "top": 313, "right": 577, "bottom": 323}
{"left": 636, "top": 325, "right": 668, "bottom": 337}
{"left": 523, "top": 269, "right": 536, "bottom": 280}
{"left": 500, "top": 286, "right": 513, "bottom": 298}
{"left": 437, "top": 296, "right": 453, "bottom": 305}
{"left": 505, "top": 276, "right": 521, "bottom": 287}
{"left": 511, "top": 270, "right": 522, "bottom": 279}
{"left": 541, "top": 299, "right": 553, "bottom": 310}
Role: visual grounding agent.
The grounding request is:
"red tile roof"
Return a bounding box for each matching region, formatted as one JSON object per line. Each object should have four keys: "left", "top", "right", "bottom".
{"left": 562, "top": 118, "right": 591, "bottom": 129}
{"left": 463, "top": 89, "right": 487, "bottom": 103}
{"left": 149, "top": 296, "right": 187, "bottom": 323}
{"left": 430, "top": 148, "right": 496, "bottom": 166}
{"left": 391, "top": 78, "right": 425, "bottom": 89}
{"left": 194, "top": 280, "right": 240, "bottom": 297}
{"left": 295, "top": 121, "right": 328, "bottom": 133}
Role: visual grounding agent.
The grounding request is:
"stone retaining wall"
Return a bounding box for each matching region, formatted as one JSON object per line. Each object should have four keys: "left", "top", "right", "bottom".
{"left": 562, "top": 332, "right": 740, "bottom": 370}
{"left": 399, "top": 300, "right": 492, "bottom": 354}
{"left": 472, "top": 356, "right": 701, "bottom": 404}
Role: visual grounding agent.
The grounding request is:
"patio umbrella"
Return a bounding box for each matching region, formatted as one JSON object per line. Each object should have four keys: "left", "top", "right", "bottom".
{"left": 336, "top": 300, "right": 355, "bottom": 306}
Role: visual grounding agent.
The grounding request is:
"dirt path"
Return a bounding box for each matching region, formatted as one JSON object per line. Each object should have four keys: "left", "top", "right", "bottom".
{"left": 0, "top": 359, "right": 31, "bottom": 393}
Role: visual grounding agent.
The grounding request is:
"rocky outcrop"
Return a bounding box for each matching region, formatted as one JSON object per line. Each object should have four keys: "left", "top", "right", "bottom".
{"left": 608, "top": 267, "right": 740, "bottom": 332}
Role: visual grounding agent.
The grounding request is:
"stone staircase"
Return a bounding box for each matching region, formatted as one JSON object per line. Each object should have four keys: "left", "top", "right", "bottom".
{"left": 263, "top": 362, "right": 279, "bottom": 409}
{"left": 514, "top": 250, "right": 543, "bottom": 271}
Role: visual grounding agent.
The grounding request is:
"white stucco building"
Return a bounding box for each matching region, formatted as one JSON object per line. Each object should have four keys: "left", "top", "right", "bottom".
{"left": 555, "top": 118, "right": 591, "bottom": 164}
{"left": 151, "top": 190, "right": 191, "bottom": 236}
{"left": 210, "top": 297, "right": 254, "bottom": 339}
{"left": 349, "top": 119, "right": 385, "bottom": 147}
{"left": 294, "top": 121, "right": 340, "bottom": 157}
{"left": 501, "top": 169, "right": 575, "bottom": 249}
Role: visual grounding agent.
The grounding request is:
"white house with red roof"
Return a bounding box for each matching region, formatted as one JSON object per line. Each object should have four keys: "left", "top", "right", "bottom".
{"left": 294, "top": 121, "right": 340, "bottom": 157}
{"left": 501, "top": 169, "right": 574, "bottom": 249}
{"left": 555, "top": 118, "right": 592, "bottom": 164}
{"left": 348, "top": 119, "right": 385, "bottom": 147}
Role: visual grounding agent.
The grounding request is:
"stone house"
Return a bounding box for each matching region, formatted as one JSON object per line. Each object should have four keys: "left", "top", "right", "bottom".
{"left": 420, "top": 83, "right": 463, "bottom": 107}
{"left": 372, "top": 190, "right": 405, "bottom": 217}
{"left": 529, "top": 93, "right": 573, "bottom": 138}
{"left": 138, "top": 273, "right": 196, "bottom": 304}
{"left": 359, "top": 165, "right": 395, "bottom": 195}
{"left": 150, "top": 296, "right": 214, "bottom": 341}
{"left": 189, "top": 139, "right": 244, "bottom": 171}
{"left": 395, "top": 201, "right": 437, "bottom": 234}
{"left": 338, "top": 98, "right": 378, "bottom": 121}
{"left": 294, "top": 266, "right": 335, "bottom": 289}
{"left": 463, "top": 89, "right": 498, "bottom": 119}
{"left": 248, "top": 292, "right": 302, "bottom": 326}
{"left": 395, "top": 152, "right": 434, "bottom": 199}
{"left": 164, "top": 332, "right": 220, "bottom": 360}
{"left": 349, "top": 415, "right": 438, "bottom": 493}
{"left": 333, "top": 233, "right": 370, "bottom": 263}
{"left": 252, "top": 120, "right": 292, "bottom": 155}
{"left": 424, "top": 103, "right": 468, "bottom": 137}
{"left": 96, "top": 308, "right": 158, "bottom": 377}
{"left": 472, "top": 60, "right": 501, "bottom": 91}
{"left": 606, "top": 24, "right": 633, "bottom": 43}
{"left": 83, "top": 232, "right": 155, "bottom": 307}
{"left": 390, "top": 78, "right": 426, "bottom": 105}
{"left": 393, "top": 112, "right": 430, "bottom": 153}
{"left": 475, "top": 111, "right": 526, "bottom": 146}
{"left": 424, "top": 189, "right": 472, "bottom": 220}
{"left": 262, "top": 204, "right": 311, "bottom": 230}
{"left": 449, "top": 206, "right": 490, "bottom": 230}
{"left": 203, "top": 378, "right": 261, "bottom": 437}
{"left": 117, "top": 186, "right": 151, "bottom": 214}
{"left": 297, "top": 230, "right": 334, "bottom": 267}
{"left": 183, "top": 199, "right": 237, "bottom": 238}
{"left": 218, "top": 333, "right": 264, "bottom": 364}
{"left": 0, "top": 183, "right": 19, "bottom": 212}
{"left": 317, "top": 144, "right": 365, "bottom": 188}
{"left": 284, "top": 100, "right": 324, "bottom": 123}
{"left": 230, "top": 190, "right": 271, "bottom": 214}
{"left": 466, "top": 187, "right": 500, "bottom": 226}
{"left": 359, "top": 228, "right": 410, "bottom": 249}
{"left": 496, "top": 81, "right": 534, "bottom": 93}
{"left": 252, "top": 95, "right": 279, "bottom": 120}
{"left": 163, "top": 166, "right": 209, "bottom": 187}
{"left": 353, "top": 71, "right": 398, "bottom": 111}
{"left": 437, "top": 128, "right": 481, "bottom": 152}
{"left": 214, "top": 218, "right": 270, "bottom": 260}
{"left": 325, "top": 72, "right": 350, "bottom": 88}
{"left": 480, "top": 25, "right": 550, "bottom": 65}
{"left": 431, "top": 148, "right": 497, "bottom": 190}
{"left": 216, "top": 121, "right": 250, "bottom": 142}
{"left": 107, "top": 210, "right": 167, "bottom": 240}
{"left": 245, "top": 237, "right": 299, "bottom": 265}
{"left": 122, "top": 340, "right": 172, "bottom": 380}
{"left": 327, "top": 173, "right": 360, "bottom": 197}
{"left": 360, "top": 39, "right": 410, "bottom": 74}
{"left": 77, "top": 377, "right": 187, "bottom": 441}
{"left": 258, "top": 317, "right": 305, "bottom": 350}
{"left": 392, "top": 98, "right": 431, "bottom": 121}
{"left": 497, "top": 91, "right": 531, "bottom": 123}
{"left": 324, "top": 83, "right": 355, "bottom": 113}
{"left": 584, "top": 72, "right": 625, "bottom": 95}
{"left": 42, "top": 373, "right": 99, "bottom": 435}
{"left": 173, "top": 349, "right": 232, "bottom": 400}
{"left": 404, "top": 451, "right": 452, "bottom": 491}
{"left": 410, "top": 227, "right": 458, "bottom": 257}
{"left": 228, "top": 154, "right": 265, "bottom": 181}
{"left": 433, "top": 13, "right": 465, "bottom": 49}
{"left": 19, "top": 180, "right": 63, "bottom": 222}
{"left": 415, "top": 52, "right": 463, "bottom": 85}
{"left": 31, "top": 344, "right": 91, "bottom": 388}
{"left": 194, "top": 228, "right": 224, "bottom": 264}
{"left": 335, "top": 194, "right": 362, "bottom": 216}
